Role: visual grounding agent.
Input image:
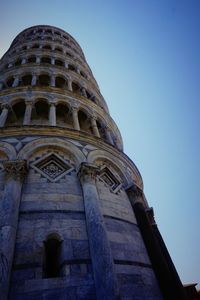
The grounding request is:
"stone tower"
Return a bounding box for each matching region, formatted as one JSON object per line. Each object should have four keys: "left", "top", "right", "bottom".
{"left": 0, "top": 25, "right": 187, "bottom": 300}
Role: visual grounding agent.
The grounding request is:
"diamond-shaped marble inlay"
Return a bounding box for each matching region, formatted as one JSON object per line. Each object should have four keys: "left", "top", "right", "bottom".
{"left": 99, "top": 167, "right": 121, "bottom": 192}
{"left": 31, "top": 153, "right": 74, "bottom": 182}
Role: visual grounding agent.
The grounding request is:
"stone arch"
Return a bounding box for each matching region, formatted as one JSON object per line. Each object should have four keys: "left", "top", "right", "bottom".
{"left": 55, "top": 58, "right": 64, "bottom": 67}
{"left": 43, "top": 233, "right": 63, "bottom": 278}
{"left": 27, "top": 55, "right": 37, "bottom": 63}
{"left": 41, "top": 56, "right": 51, "bottom": 64}
{"left": 0, "top": 142, "right": 17, "bottom": 160}
{"left": 6, "top": 76, "right": 15, "bottom": 88}
{"left": 17, "top": 137, "right": 86, "bottom": 167}
{"left": 55, "top": 75, "right": 68, "bottom": 89}
{"left": 6, "top": 99, "right": 26, "bottom": 126}
{"left": 87, "top": 149, "right": 129, "bottom": 186}
{"left": 32, "top": 43, "right": 40, "bottom": 49}
{"left": 37, "top": 73, "right": 51, "bottom": 86}
{"left": 42, "top": 44, "right": 52, "bottom": 50}
{"left": 78, "top": 108, "right": 92, "bottom": 134}
{"left": 96, "top": 118, "right": 107, "bottom": 141}
{"left": 31, "top": 98, "right": 49, "bottom": 125}
{"left": 20, "top": 73, "right": 32, "bottom": 86}
{"left": 54, "top": 46, "right": 63, "bottom": 54}
{"left": 15, "top": 57, "right": 22, "bottom": 66}
{"left": 56, "top": 102, "right": 72, "bottom": 127}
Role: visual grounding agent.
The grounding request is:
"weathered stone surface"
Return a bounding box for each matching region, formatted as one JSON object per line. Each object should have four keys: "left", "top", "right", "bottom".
{"left": 0, "top": 25, "right": 167, "bottom": 300}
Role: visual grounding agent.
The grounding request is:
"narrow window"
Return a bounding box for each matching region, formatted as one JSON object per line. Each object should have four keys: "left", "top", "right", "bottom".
{"left": 43, "top": 238, "right": 61, "bottom": 278}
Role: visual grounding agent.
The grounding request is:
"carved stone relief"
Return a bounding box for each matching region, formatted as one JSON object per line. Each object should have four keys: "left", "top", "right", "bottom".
{"left": 31, "top": 152, "right": 74, "bottom": 182}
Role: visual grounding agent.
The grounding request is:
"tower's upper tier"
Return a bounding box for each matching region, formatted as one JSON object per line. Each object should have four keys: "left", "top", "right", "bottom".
{"left": 0, "top": 25, "right": 123, "bottom": 150}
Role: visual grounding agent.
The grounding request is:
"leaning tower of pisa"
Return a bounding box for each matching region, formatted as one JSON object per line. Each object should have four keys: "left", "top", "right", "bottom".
{"left": 0, "top": 25, "right": 187, "bottom": 300}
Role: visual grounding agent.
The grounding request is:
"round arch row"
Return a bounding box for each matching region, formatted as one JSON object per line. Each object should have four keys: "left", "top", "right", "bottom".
{"left": 0, "top": 98, "right": 118, "bottom": 148}
{"left": 9, "top": 39, "right": 83, "bottom": 63}
{"left": 0, "top": 138, "right": 138, "bottom": 185}
{"left": 1, "top": 54, "right": 88, "bottom": 80}
{"left": 0, "top": 72, "right": 100, "bottom": 106}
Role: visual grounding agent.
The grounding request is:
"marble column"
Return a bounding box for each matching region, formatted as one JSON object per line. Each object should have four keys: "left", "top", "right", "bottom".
{"left": 80, "top": 87, "right": 87, "bottom": 97}
{"left": 71, "top": 107, "right": 80, "bottom": 130}
{"left": 49, "top": 102, "right": 56, "bottom": 126}
{"left": 50, "top": 75, "right": 56, "bottom": 87}
{"left": 0, "top": 104, "right": 10, "bottom": 127}
{"left": 12, "top": 76, "right": 19, "bottom": 88}
{"left": 0, "top": 160, "right": 27, "bottom": 300}
{"left": 76, "top": 66, "right": 81, "bottom": 74}
{"left": 23, "top": 101, "right": 33, "bottom": 125}
{"left": 91, "top": 117, "right": 100, "bottom": 138}
{"left": 36, "top": 57, "right": 40, "bottom": 64}
{"left": 67, "top": 78, "right": 72, "bottom": 91}
{"left": 78, "top": 163, "right": 119, "bottom": 300}
{"left": 51, "top": 57, "right": 55, "bottom": 65}
{"left": 31, "top": 74, "right": 37, "bottom": 86}
{"left": 105, "top": 127, "right": 114, "bottom": 145}
{"left": 21, "top": 58, "right": 27, "bottom": 64}
{"left": 146, "top": 208, "right": 188, "bottom": 300}
{"left": 126, "top": 184, "right": 183, "bottom": 300}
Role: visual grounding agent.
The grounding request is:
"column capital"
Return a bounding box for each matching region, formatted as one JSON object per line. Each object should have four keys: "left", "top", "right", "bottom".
{"left": 25, "top": 99, "right": 34, "bottom": 106}
{"left": 1, "top": 103, "right": 10, "bottom": 110}
{"left": 71, "top": 105, "right": 79, "bottom": 112}
{"left": 49, "top": 101, "right": 56, "bottom": 106}
{"left": 126, "top": 183, "right": 145, "bottom": 206}
{"left": 90, "top": 114, "right": 97, "bottom": 121}
{"left": 126, "top": 183, "right": 143, "bottom": 197}
{"left": 146, "top": 207, "right": 156, "bottom": 225}
{"left": 78, "top": 162, "right": 99, "bottom": 184}
{"left": 3, "top": 160, "right": 28, "bottom": 181}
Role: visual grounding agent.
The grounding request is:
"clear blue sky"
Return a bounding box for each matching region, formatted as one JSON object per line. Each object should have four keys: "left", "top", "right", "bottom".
{"left": 0, "top": 0, "right": 199, "bottom": 288}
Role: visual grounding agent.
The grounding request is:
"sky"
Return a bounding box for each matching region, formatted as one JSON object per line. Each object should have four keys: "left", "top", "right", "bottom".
{"left": 0, "top": 0, "right": 199, "bottom": 289}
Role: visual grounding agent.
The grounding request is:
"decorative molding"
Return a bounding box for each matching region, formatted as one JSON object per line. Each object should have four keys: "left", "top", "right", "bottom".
{"left": 31, "top": 152, "right": 74, "bottom": 182}
{"left": 99, "top": 166, "right": 122, "bottom": 193}
{"left": 78, "top": 162, "right": 99, "bottom": 184}
{"left": 3, "top": 159, "right": 27, "bottom": 181}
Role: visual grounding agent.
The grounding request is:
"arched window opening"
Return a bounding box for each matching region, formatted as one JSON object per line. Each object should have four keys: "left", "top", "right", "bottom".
{"left": 66, "top": 52, "right": 73, "bottom": 58}
{"left": 32, "top": 43, "right": 39, "bottom": 49}
{"left": 37, "top": 29, "right": 43, "bottom": 34}
{"left": 41, "top": 57, "right": 51, "bottom": 64}
{"left": 43, "top": 44, "right": 51, "bottom": 50}
{"left": 7, "top": 100, "right": 26, "bottom": 125}
{"left": 15, "top": 58, "right": 22, "bottom": 66}
{"left": 46, "top": 29, "right": 52, "bottom": 34}
{"left": 32, "top": 99, "right": 49, "bottom": 125}
{"left": 43, "top": 238, "right": 61, "bottom": 278}
{"left": 72, "top": 82, "right": 80, "bottom": 94}
{"left": 55, "top": 47, "right": 62, "bottom": 53}
{"left": 55, "top": 76, "right": 67, "bottom": 89}
{"left": 68, "top": 64, "right": 76, "bottom": 72}
{"left": 0, "top": 81, "right": 6, "bottom": 90}
{"left": 6, "top": 77, "right": 14, "bottom": 88}
{"left": 56, "top": 103, "right": 72, "bottom": 127}
{"left": 21, "top": 46, "right": 27, "bottom": 51}
{"left": 78, "top": 110, "right": 92, "bottom": 134}
{"left": 85, "top": 90, "right": 92, "bottom": 99}
{"left": 21, "top": 74, "right": 32, "bottom": 86}
{"left": 54, "top": 31, "right": 61, "bottom": 36}
{"left": 55, "top": 59, "right": 64, "bottom": 67}
{"left": 28, "top": 56, "right": 36, "bottom": 63}
{"left": 80, "top": 71, "right": 87, "bottom": 79}
{"left": 38, "top": 74, "right": 50, "bottom": 86}
{"left": 96, "top": 120, "right": 107, "bottom": 141}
